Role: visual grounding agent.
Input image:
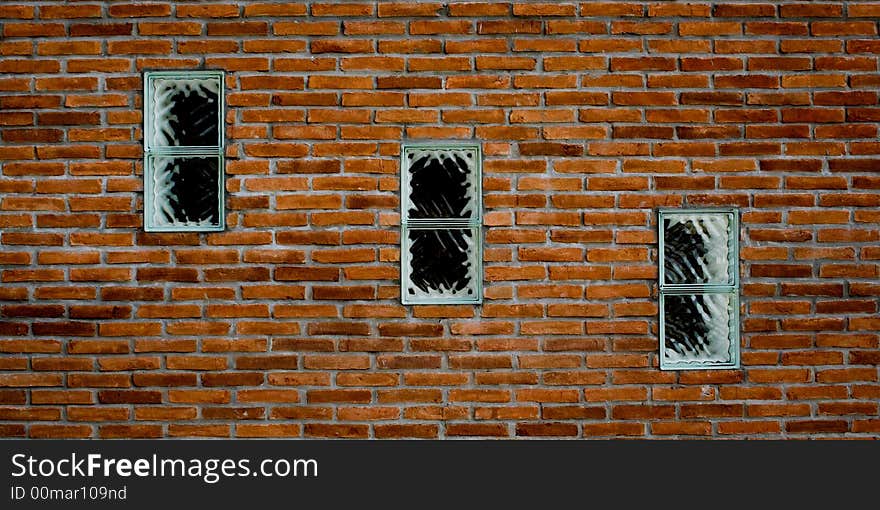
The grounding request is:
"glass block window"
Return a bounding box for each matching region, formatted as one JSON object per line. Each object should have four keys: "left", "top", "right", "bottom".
{"left": 658, "top": 208, "right": 740, "bottom": 370}
{"left": 143, "top": 71, "right": 225, "bottom": 232}
{"left": 400, "top": 143, "right": 482, "bottom": 305}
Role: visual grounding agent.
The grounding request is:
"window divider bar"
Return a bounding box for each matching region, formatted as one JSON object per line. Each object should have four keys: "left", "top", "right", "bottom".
{"left": 659, "top": 284, "right": 738, "bottom": 293}
{"left": 402, "top": 219, "right": 479, "bottom": 229}
{"left": 146, "top": 147, "right": 223, "bottom": 156}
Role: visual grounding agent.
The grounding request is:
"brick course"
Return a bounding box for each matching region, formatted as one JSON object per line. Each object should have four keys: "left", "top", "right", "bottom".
{"left": 0, "top": 1, "right": 879, "bottom": 438}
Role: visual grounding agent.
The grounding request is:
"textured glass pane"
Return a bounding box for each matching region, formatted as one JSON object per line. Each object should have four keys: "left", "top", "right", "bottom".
{"left": 405, "top": 148, "right": 476, "bottom": 220}
{"left": 149, "top": 156, "right": 220, "bottom": 228}
{"left": 151, "top": 77, "right": 220, "bottom": 148}
{"left": 663, "top": 293, "right": 734, "bottom": 365}
{"left": 663, "top": 213, "right": 732, "bottom": 285}
{"left": 405, "top": 228, "right": 477, "bottom": 300}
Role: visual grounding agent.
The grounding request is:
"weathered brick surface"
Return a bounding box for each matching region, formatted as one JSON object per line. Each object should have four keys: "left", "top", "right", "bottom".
{"left": 0, "top": 1, "right": 879, "bottom": 438}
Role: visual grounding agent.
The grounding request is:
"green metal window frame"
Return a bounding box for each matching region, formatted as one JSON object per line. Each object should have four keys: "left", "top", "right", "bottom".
{"left": 143, "top": 70, "right": 225, "bottom": 232}
{"left": 400, "top": 142, "right": 483, "bottom": 305}
{"left": 657, "top": 208, "right": 741, "bottom": 370}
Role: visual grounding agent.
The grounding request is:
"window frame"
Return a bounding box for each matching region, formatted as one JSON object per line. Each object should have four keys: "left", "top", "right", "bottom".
{"left": 143, "top": 70, "right": 226, "bottom": 232}
{"left": 657, "top": 207, "right": 741, "bottom": 370}
{"left": 399, "top": 142, "right": 483, "bottom": 305}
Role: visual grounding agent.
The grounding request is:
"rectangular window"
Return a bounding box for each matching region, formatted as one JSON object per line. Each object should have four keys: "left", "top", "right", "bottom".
{"left": 143, "top": 70, "right": 225, "bottom": 232}
{"left": 658, "top": 208, "right": 740, "bottom": 370}
{"left": 400, "top": 143, "right": 482, "bottom": 305}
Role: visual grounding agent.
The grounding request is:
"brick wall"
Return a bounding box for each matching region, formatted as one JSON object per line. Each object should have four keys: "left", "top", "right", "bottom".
{"left": 1, "top": 1, "right": 879, "bottom": 439}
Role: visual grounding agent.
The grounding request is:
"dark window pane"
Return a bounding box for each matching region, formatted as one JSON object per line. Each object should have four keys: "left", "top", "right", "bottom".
{"left": 150, "top": 156, "right": 220, "bottom": 227}
{"left": 406, "top": 148, "right": 476, "bottom": 219}
{"left": 663, "top": 213, "right": 732, "bottom": 285}
{"left": 152, "top": 77, "right": 220, "bottom": 148}
{"left": 663, "top": 293, "right": 734, "bottom": 365}
{"left": 405, "top": 228, "right": 477, "bottom": 300}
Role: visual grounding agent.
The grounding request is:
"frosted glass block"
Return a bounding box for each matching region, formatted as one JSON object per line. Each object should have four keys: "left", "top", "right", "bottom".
{"left": 663, "top": 213, "right": 733, "bottom": 286}
{"left": 661, "top": 292, "right": 737, "bottom": 368}
{"left": 149, "top": 76, "right": 221, "bottom": 148}
{"left": 146, "top": 156, "right": 221, "bottom": 230}
{"left": 404, "top": 147, "right": 478, "bottom": 220}
{"left": 403, "top": 228, "right": 479, "bottom": 303}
